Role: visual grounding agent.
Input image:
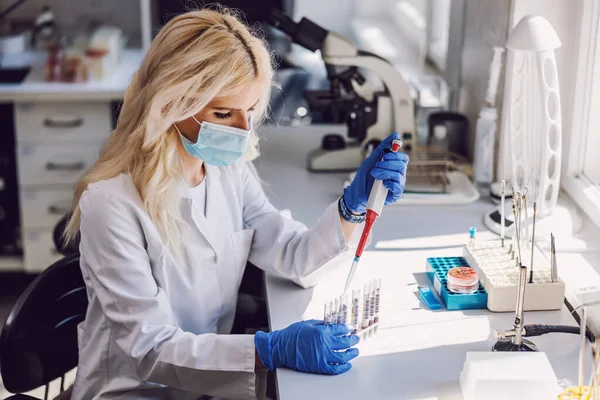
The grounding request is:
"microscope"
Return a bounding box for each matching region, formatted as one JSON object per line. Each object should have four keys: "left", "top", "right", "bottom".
{"left": 269, "top": 10, "right": 415, "bottom": 172}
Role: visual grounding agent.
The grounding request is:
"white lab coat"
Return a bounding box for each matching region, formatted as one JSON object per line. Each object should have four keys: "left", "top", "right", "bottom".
{"left": 71, "top": 161, "right": 360, "bottom": 400}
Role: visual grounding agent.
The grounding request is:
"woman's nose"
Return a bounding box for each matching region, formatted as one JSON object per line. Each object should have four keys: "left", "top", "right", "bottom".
{"left": 233, "top": 113, "right": 251, "bottom": 131}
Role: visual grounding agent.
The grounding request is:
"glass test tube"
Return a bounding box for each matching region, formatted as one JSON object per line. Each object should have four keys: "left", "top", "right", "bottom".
{"left": 368, "top": 280, "right": 376, "bottom": 327}
{"left": 334, "top": 298, "right": 339, "bottom": 324}
{"left": 329, "top": 300, "right": 334, "bottom": 324}
{"left": 362, "top": 283, "right": 370, "bottom": 332}
{"left": 324, "top": 303, "right": 329, "bottom": 324}
{"left": 340, "top": 295, "right": 347, "bottom": 325}
{"left": 352, "top": 290, "right": 360, "bottom": 334}
{"left": 374, "top": 279, "right": 381, "bottom": 323}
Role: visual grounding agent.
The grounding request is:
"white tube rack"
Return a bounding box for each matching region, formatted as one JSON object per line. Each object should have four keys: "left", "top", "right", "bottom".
{"left": 463, "top": 240, "right": 565, "bottom": 312}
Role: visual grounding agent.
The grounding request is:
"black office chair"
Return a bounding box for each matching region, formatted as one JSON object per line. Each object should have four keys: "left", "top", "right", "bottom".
{"left": 0, "top": 254, "right": 86, "bottom": 400}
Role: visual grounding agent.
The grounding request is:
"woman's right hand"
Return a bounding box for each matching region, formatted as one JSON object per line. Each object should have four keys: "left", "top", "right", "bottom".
{"left": 254, "top": 320, "right": 360, "bottom": 375}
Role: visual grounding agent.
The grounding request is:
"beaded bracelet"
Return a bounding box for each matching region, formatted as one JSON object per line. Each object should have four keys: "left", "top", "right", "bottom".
{"left": 338, "top": 196, "right": 366, "bottom": 223}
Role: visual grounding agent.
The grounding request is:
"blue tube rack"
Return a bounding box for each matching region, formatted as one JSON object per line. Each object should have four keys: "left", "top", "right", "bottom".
{"left": 425, "top": 257, "right": 488, "bottom": 311}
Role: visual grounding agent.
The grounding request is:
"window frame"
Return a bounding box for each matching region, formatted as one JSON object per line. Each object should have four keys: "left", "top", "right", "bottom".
{"left": 563, "top": 0, "right": 600, "bottom": 229}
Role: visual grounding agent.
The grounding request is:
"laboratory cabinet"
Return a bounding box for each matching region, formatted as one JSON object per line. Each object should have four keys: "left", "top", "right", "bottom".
{"left": 11, "top": 101, "right": 112, "bottom": 272}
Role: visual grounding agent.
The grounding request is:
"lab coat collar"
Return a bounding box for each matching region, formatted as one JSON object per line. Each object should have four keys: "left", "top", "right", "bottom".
{"left": 183, "top": 165, "right": 223, "bottom": 253}
{"left": 180, "top": 165, "right": 221, "bottom": 199}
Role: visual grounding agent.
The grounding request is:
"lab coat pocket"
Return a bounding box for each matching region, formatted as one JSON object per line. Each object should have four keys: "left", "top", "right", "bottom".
{"left": 229, "top": 229, "right": 255, "bottom": 289}
{"left": 75, "top": 322, "right": 91, "bottom": 373}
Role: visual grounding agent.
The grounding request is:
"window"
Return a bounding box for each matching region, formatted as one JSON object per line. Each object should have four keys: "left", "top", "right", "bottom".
{"left": 563, "top": 0, "right": 600, "bottom": 228}
{"left": 388, "top": 0, "right": 428, "bottom": 68}
{"left": 350, "top": 0, "right": 452, "bottom": 72}
{"left": 388, "top": 0, "right": 451, "bottom": 72}
{"left": 426, "top": 0, "right": 451, "bottom": 71}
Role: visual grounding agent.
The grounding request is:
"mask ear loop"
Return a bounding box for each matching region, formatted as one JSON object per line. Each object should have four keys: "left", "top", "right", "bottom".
{"left": 191, "top": 114, "right": 202, "bottom": 127}
{"left": 174, "top": 111, "right": 203, "bottom": 144}
{"left": 173, "top": 121, "right": 196, "bottom": 144}
{"left": 172, "top": 122, "right": 182, "bottom": 135}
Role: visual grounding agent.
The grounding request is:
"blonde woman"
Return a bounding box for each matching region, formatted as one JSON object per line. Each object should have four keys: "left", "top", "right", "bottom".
{"left": 65, "top": 7, "right": 408, "bottom": 400}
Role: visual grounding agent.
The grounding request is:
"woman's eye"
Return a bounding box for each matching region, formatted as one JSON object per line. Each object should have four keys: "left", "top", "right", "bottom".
{"left": 214, "top": 112, "right": 231, "bottom": 119}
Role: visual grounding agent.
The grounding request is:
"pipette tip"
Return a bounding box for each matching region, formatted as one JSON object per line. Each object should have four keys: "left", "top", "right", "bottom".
{"left": 344, "top": 257, "right": 361, "bottom": 294}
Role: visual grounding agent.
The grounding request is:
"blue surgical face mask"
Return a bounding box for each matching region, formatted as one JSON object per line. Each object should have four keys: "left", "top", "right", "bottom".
{"left": 175, "top": 116, "right": 250, "bottom": 167}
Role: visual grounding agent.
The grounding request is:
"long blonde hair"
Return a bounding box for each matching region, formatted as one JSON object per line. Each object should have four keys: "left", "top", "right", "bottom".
{"left": 64, "top": 7, "right": 276, "bottom": 253}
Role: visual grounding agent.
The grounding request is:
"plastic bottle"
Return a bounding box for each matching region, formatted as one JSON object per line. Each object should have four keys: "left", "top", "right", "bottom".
{"left": 474, "top": 47, "right": 505, "bottom": 188}
{"left": 469, "top": 227, "right": 476, "bottom": 247}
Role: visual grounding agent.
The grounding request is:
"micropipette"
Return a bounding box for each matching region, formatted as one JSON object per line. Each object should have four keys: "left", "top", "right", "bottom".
{"left": 343, "top": 138, "right": 403, "bottom": 293}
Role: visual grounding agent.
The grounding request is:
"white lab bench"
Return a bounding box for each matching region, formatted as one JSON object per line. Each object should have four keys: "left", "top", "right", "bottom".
{"left": 254, "top": 125, "right": 588, "bottom": 400}
{"left": 0, "top": 50, "right": 144, "bottom": 272}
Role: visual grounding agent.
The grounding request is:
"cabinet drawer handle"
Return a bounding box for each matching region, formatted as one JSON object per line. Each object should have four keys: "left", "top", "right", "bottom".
{"left": 45, "top": 161, "right": 85, "bottom": 171}
{"left": 43, "top": 117, "right": 84, "bottom": 129}
{"left": 48, "top": 204, "right": 71, "bottom": 215}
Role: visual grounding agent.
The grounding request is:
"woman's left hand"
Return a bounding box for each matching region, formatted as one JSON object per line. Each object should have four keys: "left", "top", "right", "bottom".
{"left": 342, "top": 132, "right": 409, "bottom": 214}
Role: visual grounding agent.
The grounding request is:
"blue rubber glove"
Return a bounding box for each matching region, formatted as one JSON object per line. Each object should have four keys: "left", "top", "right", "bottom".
{"left": 254, "top": 320, "right": 360, "bottom": 375}
{"left": 343, "top": 132, "right": 409, "bottom": 214}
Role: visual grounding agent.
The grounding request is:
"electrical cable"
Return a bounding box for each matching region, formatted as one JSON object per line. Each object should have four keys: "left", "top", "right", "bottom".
{"left": 522, "top": 324, "right": 596, "bottom": 344}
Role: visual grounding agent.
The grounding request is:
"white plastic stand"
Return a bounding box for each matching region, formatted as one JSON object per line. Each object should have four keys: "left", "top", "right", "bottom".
{"left": 464, "top": 240, "right": 565, "bottom": 312}
{"left": 460, "top": 352, "right": 561, "bottom": 400}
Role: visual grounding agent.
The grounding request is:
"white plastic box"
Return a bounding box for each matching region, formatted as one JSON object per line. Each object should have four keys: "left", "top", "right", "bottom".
{"left": 463, "top": 240, "right": 565, "bottom": 312}
{"left": 460, "top": 352, "right": 561, "bottom": 400}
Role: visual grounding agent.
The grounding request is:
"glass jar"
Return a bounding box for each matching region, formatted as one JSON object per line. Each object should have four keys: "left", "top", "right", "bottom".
{"left": 44, "top": 45, "right": 64, "bottom": 82}
{"left": 447, "top": 266, "right": 479, "bottom": 294}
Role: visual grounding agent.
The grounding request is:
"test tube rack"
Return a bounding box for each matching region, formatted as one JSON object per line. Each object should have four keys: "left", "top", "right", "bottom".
{"left": 463, "top": 240, "right": 565, "bottom": 312}
{"left": 323, "top": 279, "right": 381, "bottom": 340}
{"left": 426, "top": 257, "right": 488, "bottom": 311}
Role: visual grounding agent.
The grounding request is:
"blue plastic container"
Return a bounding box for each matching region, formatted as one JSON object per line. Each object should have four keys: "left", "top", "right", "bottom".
{"left": 425, "top": 257, "right": 488, "bottom": 311}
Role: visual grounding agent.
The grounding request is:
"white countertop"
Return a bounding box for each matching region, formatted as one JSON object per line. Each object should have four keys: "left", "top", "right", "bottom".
{"left": 0, "top": 49, "right": 144, "bottom": 102}
{"left": 254, "top": 125, "right": 593, "bottom": 400}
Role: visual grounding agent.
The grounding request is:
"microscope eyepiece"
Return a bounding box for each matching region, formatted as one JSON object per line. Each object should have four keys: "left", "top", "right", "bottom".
{"left": 269, "top": 9, "right": 298, "bottom": 37}
{"left": 268, "top": 8, "right": 328, "bottom": 52}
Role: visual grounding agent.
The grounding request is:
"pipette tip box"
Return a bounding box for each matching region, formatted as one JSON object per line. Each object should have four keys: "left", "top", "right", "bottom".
{"left": 459, "top": 352, "right": 560, "bottom": 400}
{"left": 426, "top": 257, "right": 488, "bottom": 311}
{"left": 463, "top": 241, "right": 565, "bottom": 312}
